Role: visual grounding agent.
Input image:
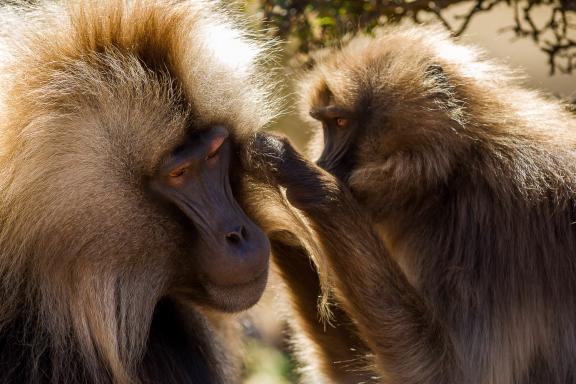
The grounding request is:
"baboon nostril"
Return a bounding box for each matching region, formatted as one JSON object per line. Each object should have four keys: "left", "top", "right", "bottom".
{"left": 226, "top": 226, "right": 245, "bottom": 245}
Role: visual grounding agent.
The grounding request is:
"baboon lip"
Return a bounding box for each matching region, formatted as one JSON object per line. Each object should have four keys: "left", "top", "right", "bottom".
{"left": 209, "top": 266, "right": 269, "bottom": 290}
{"left": 204, "top": 268, "right": 269, "bottom": 312}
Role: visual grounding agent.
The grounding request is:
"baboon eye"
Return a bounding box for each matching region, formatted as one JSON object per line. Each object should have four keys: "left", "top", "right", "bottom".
{"left": 169, "top": 167, "right": 188, "bottom": 178}
{"left": 335, "top": 117, "right": 349, "bottom": 127}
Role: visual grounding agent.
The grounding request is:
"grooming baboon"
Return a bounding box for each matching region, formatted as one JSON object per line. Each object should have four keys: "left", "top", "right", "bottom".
{"left": 249, "top": 27, "right": 576, "bottom": 383}
{"left": 0, "top": 1, "right": 276, "bottom": 383}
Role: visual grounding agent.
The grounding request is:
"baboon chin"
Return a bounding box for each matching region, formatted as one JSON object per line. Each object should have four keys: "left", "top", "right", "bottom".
{"left": 0, "top": 1, "right": 276, "bottom": 383}
{"left": 246, "top": 26, "right": 576, "bottom": 383}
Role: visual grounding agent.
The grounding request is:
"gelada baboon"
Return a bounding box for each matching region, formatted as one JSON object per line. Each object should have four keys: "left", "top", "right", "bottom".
{"left": 0, "top": 0, "right": 276, "bottom": 383}
{"left": 249, "top": 27, "right": 576, "bottom": 383}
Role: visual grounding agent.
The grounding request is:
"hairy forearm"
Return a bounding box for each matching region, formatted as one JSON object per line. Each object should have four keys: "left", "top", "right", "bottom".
{"left": 296, "top": 176, "right": 459, "bottom": 383}
{"left": 270, "top": 233, "right": 374, "bottom": 383}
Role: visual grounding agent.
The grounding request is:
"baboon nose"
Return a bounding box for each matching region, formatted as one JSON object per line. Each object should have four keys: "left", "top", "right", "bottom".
{"left": 207, "top": 222, "right": 270, "bottom": 287}
{"left": 225, "top": 225, "right": 247, "bottom": 245}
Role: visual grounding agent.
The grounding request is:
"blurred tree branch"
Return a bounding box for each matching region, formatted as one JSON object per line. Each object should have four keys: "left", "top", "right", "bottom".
{"left": 256, "top": 0, "right": 576, "bottom": 75}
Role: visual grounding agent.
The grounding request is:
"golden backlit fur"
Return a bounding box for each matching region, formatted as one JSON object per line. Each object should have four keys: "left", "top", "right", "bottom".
{"left": 258, "top": 26, "right": 576, "bottom": 383}
{"left": 0, "top": 1, "right": 277, "bottom": 383}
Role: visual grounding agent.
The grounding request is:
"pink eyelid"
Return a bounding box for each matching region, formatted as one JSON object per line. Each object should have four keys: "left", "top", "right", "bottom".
{"left": 207, "top": 135, "right": 227, "bottom": 158}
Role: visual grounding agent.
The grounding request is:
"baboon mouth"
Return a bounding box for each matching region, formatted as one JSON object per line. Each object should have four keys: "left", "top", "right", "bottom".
{"left": 204, "top": 268, "right": 269, "bottom": 312}
{"left": 215, "top": 267, "right": 269, "bottom": 289}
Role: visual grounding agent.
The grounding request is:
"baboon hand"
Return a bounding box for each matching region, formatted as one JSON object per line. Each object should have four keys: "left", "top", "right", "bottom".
{"left": 246, "top": 131, "right": 290, "bottom": 176}
{"left": 247, "top": 132, "right": 340, "bottom": 210}
{"left": 247, "top": 132, "right": 305, "bottom": 180}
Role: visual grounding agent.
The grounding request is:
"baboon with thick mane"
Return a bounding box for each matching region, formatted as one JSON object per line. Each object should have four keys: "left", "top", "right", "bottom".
{"left": 0, "top": 1, "right": 277, "bottom": 383}
{"left": 249, "top": 27, "right": 576, "bottom": 383}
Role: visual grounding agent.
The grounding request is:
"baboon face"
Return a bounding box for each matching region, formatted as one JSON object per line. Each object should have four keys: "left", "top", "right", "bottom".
{"left": 309, "top": 104, "right": 362, "bottom": 182}
{"left": 302, "top": 52, "right": 378, "bottom": 185}
{"left": 25, "top": 106, "right": 272, "bottom": 313}
{"left": 305, "top": 80, "right": 372, "bottom": 186}
{"left": 150, "top": 125, "right": 270, "bottom": 312}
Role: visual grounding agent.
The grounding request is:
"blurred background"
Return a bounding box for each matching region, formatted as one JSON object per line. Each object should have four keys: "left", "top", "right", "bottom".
{"left": 237, "top": 1, "right": 576, "bottom": 383}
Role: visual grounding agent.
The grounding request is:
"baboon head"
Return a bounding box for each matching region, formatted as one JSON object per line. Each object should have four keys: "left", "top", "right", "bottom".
{"left": 298, "top": 27, "right": 514, "bottom": 209}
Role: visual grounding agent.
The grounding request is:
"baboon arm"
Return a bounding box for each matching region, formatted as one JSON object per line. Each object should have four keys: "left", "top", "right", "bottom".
{"left": 251, "top": 134, "right": 460, "bottom": 384}
{"left": 270, "top": 232, "right": 375, "bottom": 383}
{"left": 306, "top": 204, "right": 457, "bottom": 384}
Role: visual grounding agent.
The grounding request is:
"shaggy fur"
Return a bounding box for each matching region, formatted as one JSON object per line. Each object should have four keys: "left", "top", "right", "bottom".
{"left": 260, "top": 27, "right": 576, "bottom": 383}
{"left": 0, "top": 1, "right": 276, "bottom": 383}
